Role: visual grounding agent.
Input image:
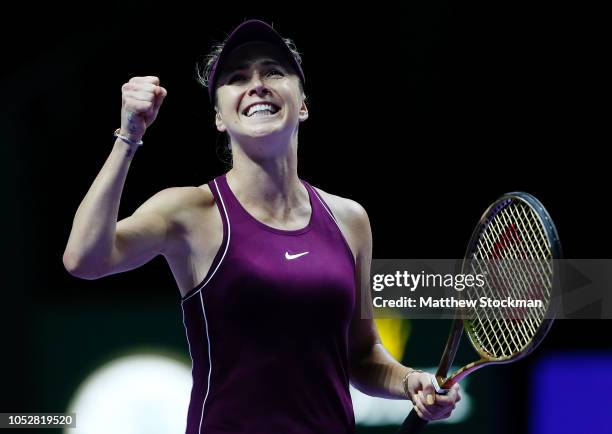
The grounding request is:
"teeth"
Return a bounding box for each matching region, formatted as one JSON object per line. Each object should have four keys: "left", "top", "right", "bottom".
{"left": 246, "top": 104, "right": 278, "bottom": 117}
{"left": 251, "top": 110, "right": 273, "bottom": 117}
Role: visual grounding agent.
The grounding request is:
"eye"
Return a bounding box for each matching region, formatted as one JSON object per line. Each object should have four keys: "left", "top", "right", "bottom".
{"left": 227, "top": 73, "right": 247, "bottom": 84}
{"left": 266, "top": 68, "right": 285, "bottom": 78}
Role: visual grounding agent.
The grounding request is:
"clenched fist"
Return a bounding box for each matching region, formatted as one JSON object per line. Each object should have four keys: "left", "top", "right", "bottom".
{"left": 120, "top": 76, "right": 167, "bottom": 142}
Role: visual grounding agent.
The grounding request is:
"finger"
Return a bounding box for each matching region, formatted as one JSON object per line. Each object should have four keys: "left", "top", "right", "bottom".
{"left": 439, "top": 408, "right": 453, "bottom": 420}
{"left": 451, "top": 383, "right": 461, "bottom": 403}
{"left": 432, "top": 393, "right": 457, "bottom": 407}
{"left": 439, "top": 385, "right": 460, "bottom": 405}
{"left": 416, "top": 392, "right": 434, "bottom": 420}
{"left": 125, "top": 90, "right": 156, "bottom": 102}
{"left": 413, "top": 403, "right": 425, "bottom": 420}
{"left": 435, "top": 384, "right": 459, "bottom": 404}
{"left": 429, "top": 400, "right": 456, "bottom": 414}
{"left": 129, "top": 76, "right": 160, "bottom": 85}
{"left": 409, "top": 392, "right": 417, "bottom": 407}
{"left": 426, "top": 402, "right": 455, "bottom": 421}
{"left": 143, "top": 76, "right": 160, "bottom": 85}
{"left": 123, "top": 82, "right": 159, "bottom": 93}
{"left": 412, "top": 395, "right": 427, "bottom": 420}
{"left": 421, "top": 377, "right": 436, "bottom": 406}
{"left": 152, "top": 87, "right": 167, "bottom": 110}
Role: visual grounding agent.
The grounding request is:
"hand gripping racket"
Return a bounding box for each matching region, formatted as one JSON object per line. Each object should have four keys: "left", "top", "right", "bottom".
{"left": 397, "top": 192, "right": 562, "bottom": 433}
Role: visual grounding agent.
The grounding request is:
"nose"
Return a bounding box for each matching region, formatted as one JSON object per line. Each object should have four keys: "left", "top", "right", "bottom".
{"left": 247, "top": 72, "right": 270, "bottom": 97}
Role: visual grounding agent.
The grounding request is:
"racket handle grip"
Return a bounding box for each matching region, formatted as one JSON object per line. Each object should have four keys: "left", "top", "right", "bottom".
{"left": 396, "top": 409, "right": 429, "bottom": 434}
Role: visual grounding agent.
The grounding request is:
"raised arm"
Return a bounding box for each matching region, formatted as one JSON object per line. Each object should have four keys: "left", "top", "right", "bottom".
{"left": 62, "top": 76, "right": 168, "bottom": 279}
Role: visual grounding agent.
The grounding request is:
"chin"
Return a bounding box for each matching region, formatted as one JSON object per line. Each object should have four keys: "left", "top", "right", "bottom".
{"left": 242, "top": 122, "right": 287, "bottom": 139}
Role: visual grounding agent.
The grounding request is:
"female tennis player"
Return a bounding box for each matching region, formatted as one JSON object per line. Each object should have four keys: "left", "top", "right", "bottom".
{"left": 62, "top": 19, "right": 460, "bottom": 433}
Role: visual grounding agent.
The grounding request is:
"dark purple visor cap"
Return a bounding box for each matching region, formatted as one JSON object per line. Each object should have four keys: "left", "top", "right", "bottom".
{"left": 207, "top": 20, "right": 305, "bottom": 102}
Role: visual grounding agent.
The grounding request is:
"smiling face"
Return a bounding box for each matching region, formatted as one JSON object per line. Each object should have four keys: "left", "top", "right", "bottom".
{"left": 213, "top": 41, "right": 308, "bottom": 148}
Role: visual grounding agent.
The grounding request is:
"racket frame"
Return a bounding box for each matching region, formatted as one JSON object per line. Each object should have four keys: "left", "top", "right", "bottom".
{"left": 397, "top": 192, "right": 562, "bottom": 434}
{"left": 434, "top": 192, "right": 562, "bottom": 390}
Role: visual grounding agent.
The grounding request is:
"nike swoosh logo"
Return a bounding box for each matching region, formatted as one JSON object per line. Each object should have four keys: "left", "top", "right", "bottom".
{"left": 285, "top": 251, "right": 309, "bottom": 260}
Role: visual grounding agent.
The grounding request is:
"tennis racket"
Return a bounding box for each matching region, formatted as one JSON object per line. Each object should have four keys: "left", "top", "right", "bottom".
{"left": 397, "top": 192, "right": 562, "bottom": 433}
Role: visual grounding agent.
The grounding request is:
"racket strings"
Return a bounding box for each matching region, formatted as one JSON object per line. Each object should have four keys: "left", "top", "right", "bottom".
{"left": 469, "top": 254, "right": 537, "bottom": 355}
{"left": 499, "top": 204, "right": 553, "bottom": 303}
{"left": 496, "top": 207, "right": 552, "bottom": 305}
{"left": 465, "top": 200, "right": 553, "bottom": 359}
{"left": 478, "top": 221, "right": 543, "bottom": 354}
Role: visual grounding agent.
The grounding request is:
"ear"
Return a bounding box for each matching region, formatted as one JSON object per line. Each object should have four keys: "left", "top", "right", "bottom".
{"left": 215, "top": 110, "right": 226, "bottom": 132}
{"left": 298, "top": 96, "right": 309, "bottom": 122}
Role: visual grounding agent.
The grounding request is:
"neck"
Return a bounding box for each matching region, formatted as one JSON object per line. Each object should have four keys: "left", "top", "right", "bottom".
{"left": 226, "top": 134, "right": 305, "bottom": 213}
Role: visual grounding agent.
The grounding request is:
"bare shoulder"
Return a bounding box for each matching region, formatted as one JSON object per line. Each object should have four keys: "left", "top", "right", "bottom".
{"left": 311, "top": 186, "right": 371, "bottom": 258}
{"left": 128, "top": 184, "right": 218, "bottom": 256}
{"left": 136, "top": 185, "right": 214, "bottom": 213}
{"left": 133, "top": 185, "right": 215, "bottom": 225}
{"left": 312, "top": 186, "right": 370, "bottom": 231}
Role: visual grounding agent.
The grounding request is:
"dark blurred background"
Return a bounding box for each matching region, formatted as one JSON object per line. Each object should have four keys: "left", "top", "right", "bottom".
{"left": 2, "top": 1, "right": 610, "bottom": 433}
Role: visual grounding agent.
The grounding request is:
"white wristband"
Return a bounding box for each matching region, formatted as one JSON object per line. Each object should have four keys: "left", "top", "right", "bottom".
{"left": 430, "top": 374, "right": 448, "bottom": 395}
{"left": 114, "top": 128, "right": 143, "bottom": 147}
